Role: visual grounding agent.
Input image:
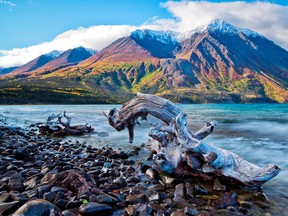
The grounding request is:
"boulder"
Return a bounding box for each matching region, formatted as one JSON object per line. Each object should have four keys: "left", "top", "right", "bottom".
{"left": 12, "top": 199, "right": 61, "bottom": 216}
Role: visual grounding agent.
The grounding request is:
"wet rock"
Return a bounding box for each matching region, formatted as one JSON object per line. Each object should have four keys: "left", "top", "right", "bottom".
{"left": 214, "top": 192, "right": 238, "bottom": 209}
{"left": 163, "top": 197, "right": 173, "bottom": 205}
{"left": 22, "top": 189, "right": 38, "bottom": 199}
{"left": 8, "top": 173, "right": 24, "bottom": 192}
{"left": 54, "top": 191, "right": 64, "bottom": 202}
{"left": 112, "top": 209, "right": 126, "bottom": 216}
{"left": 239, "top": 200, "right": 252, "bottom": 209}
{"left": 218, "top": 208, "right": 244, "bottom": 216}
{"left": 188, "top": 197, "right": 207, "bottom": 206}
{"left": 37, "top": 185, "right": 51, "bottom": 198}
{"left": 23, "top": 176, "right": 39, "bottom": 190}
{"left": 0, "top": 201, "right": 20, "bottom": 215}
{"left": 195, "top": 184, "right": 208, "bottom": 195}
{"left": 127, "top": 176, "right": 141, "bottom": 184}
{"left": 1, "top": 170, "right": 18, "bottom": 178}
{"left": 97, "top": 194, "right": 117, "bottom": 204}
{"left": 12, "top": 199, "right": 61, "bottom": 216}
{"left": 51, "top": 186, "right": 68, "bottom": 194}
{"left": 174, "top": 183, "right": 184, "bottom": 197}
{"left": 134, "top": 203, "right": 153, "bottom": 216}
{"left": 140, "top": 164, "right": 151, "bottom": 173}
{"left": 198, "top": 205, "right": 216, "bottom": 214}
{"left": 66, "top": 200, "right": 81, "bottom": 209}
{"left": 148, "top": 193, "right": 160, "bottom": 202}
{"left": 7, "top": 164, "right": 18, "bottom": 171}
{"left": 0, "top": 192, "right": 11, "bottom": 202}
{"left": 173, "top": 195, "right": 192, "bottom": 208}
{"left": 126, "top": 194, "right": 148, "bottom": 204}
{"left": 0, "top": 183, "right": 8, "bottom": 191}
{"left": 78, "top": 202, "right": 113, "bottom": 216}
{"left": 43, "top": 192, "right": 56, "bottom": 202}
{"left": 213, "top": 178, "right": 226, "bottom": 192}
{"left": 160, "top": 174, "right": 175, "bottom": 185}
{"left": 184, "top": 207, "right": 199, "bottom": 216}
{"left": 114, "top": 176, "right": 127, "bottom": 187}
{"left": 185, "top": 182, "right": 195, "bottom": 198}
{"left": 13, "top": 147, "right": 29, "bottom": 160}
{"left": 148, "top": 203, "right": 166, "bottom": 212}
{"left": 55, "top": 198, "right": 69, "bottom": 210}
{"left": 9, "top": 191, "right": 28, "bottom": 203}
{"left": 171, "top": 210, "right": 186, "bottom": 216}
{"left": 125, "top": 205, "right": 136, "bottom": 216}
{"left": 149, "top": 184, "right": 165, "bottom": 192}
{"left": 42, "top": 170, "right": 93, "bottom": 195}
{"left": 145, "top": 168, "right": 157, "bottom": 180}
{"left": 253, "top": 192, "right": 268, "bottom": 201}
{"left": 62, "top": 209, "right": 78, "bottom": 216}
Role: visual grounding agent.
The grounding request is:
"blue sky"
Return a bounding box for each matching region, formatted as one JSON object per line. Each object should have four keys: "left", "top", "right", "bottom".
{"left": 0, "top": 0, "right": 287, "bottom": 67}
{"left": 1, "top": 0, "right": 170, "bottom": 49}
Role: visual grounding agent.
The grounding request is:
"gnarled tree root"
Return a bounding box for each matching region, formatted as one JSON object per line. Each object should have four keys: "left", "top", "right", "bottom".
{"left": 105, "top": 93, "right": 280, "bottom": 187}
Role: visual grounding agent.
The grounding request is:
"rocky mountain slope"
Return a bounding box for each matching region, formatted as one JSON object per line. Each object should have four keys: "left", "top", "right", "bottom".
{"left": 0, "top": 19, "right": 287, "bottom": 104}
{"left": 7, "top": 50, "right": 62, "bottom": 77}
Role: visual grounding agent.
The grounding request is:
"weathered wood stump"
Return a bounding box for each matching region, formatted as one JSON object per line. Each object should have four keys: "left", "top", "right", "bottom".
{"left": 38, "top": 111, "right": 94, "bottom": 136}
{"left": 105, "top": 93, "right": 280, "bottom": 187}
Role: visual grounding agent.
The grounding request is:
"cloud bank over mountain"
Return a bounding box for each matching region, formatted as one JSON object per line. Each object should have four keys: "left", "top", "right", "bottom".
{"left": 0, "top": 1, "right": 287, "bottom": 67}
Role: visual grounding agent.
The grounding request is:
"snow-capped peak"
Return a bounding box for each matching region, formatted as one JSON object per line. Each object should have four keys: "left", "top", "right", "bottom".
{"left": 73, "top": 46, "right": 97, "bottom": 55}
{"left": 207, "top": 19, "right": 260, "bottom": 37}
{"left": 180, "top": 19, "right": 261, "bottom": 40}
{"left": 131, "top": 29, "right": 179, "bottom": 44}
{"left": 83, "top": 47, "right": 97, "bottom": 55}
{"left": 45, "top": 50, "right": 62, "bottom": 58}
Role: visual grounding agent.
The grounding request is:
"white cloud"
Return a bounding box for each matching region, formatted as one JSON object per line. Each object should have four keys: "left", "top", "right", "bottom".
{"left": 158, "top": 1, "right": 288, "bottom": 49}
{"left": 0, "top": 1, "right": 287, "bottom": 68}
{"left": 0, "top": 25, "right": 137, "bottom": 67}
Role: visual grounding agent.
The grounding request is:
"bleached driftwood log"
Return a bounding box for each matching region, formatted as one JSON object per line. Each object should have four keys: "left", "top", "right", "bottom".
{"left": 105, "top": 93, "right": 280, "bottom": 187}
{"left": 39, "top": 111, "right": 93, "bottom": 136}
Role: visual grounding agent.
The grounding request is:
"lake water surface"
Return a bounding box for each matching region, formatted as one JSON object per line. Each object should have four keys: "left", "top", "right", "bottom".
{"left": 0, "top": 103, "right": 287, "bottom": 212}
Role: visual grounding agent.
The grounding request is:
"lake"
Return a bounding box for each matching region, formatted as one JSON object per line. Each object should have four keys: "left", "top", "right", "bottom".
{"left": 0, "top": 103, "right": 287, "bottom": 212}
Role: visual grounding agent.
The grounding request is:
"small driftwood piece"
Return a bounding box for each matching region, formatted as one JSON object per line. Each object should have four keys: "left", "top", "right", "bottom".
{"left": 39, "top": 111, "right": 93, "bottom": 136}
{"left": 105, "top": 93, "right": 280, "bottom": 187}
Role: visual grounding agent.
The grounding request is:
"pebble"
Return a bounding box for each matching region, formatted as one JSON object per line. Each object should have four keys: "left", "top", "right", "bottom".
{"left": 12, "top": 199, "right": 61, "bottom": 216}
{"left": 8, "top": 173, "right": 25, "bottom": 192}
{"left": 0, "top": 201, "right": 20, "bottom": 215}
{"left": 126, "top": 194, "right": 148, "bottom": 204}
{"left": 0, "top": 124, "right": 278, "bottom": 216}
{"left": 78, "top": 202, "right": 113, "bottom": 216}
{"left": 214, "top": 192, "right": 238, "bottom": 209}
{"left": 174, "top": 183, "right": 185, "bottom": 197}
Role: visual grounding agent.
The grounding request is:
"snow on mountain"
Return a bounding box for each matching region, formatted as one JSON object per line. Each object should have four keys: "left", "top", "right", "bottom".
{"left": 45, "top": 50, "right": 62, "bottom": 58}
{"left": 180, "top": 19, "right": 262, "bottom": 40}
{"left": 83, "top": 47, "right": 97, "bottom": 55}
{"left": 131, "top": 29, "right": 179, "bottom": 44}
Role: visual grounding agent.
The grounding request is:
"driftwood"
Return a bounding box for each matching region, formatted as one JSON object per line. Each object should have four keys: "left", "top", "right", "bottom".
{"left": 105, "top": 93, "right": 280, "bottom": 187}
{"left": 38, "top": 111, "right": 94, "bottom": 136}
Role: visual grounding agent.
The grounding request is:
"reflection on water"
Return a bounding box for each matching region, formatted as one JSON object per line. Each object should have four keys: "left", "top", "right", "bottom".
{"left": 0, "top": 103, "right": 288, "bottom": 211}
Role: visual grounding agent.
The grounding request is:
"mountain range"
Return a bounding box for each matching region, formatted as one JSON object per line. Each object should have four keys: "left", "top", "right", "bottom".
{"left": 0, "top": 19, "right": 287, "bottom": 104}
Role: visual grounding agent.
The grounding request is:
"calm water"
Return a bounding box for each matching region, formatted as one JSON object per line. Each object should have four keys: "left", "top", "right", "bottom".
{"left": 0, "top": 104, "right": 287, "bottom": 210}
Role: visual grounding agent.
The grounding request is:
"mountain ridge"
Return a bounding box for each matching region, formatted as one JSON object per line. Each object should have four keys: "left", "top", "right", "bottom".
{"left": 0, "top": 19, "right": 287, "bottom": 104}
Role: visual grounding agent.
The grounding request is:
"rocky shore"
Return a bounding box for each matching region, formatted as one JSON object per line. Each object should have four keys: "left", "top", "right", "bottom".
{"left": 0, "top": 124, "right": 282, "bottom": 216}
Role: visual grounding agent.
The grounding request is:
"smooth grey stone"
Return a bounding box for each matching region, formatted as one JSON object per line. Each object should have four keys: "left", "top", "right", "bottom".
{"left": 12, "top": 199, "right": 61, "bottom": 216}
{"left": 78, "top": 202, "right": 113, "bottom": 216}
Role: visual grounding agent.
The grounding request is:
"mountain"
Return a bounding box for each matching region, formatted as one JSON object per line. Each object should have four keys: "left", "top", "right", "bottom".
{"left": 0, "top": 19, "right": 287, "bottom": 104}
{"left": 35, "top": 46, "right": 96, "bottom": 72}
{"left": 7, "top": 50, "right": 62, "bottom": 77}
{"left": 0, "top": 66, "right": 19, "bottom": 76}
{"left": 80, "top": 29, "right": 179, "bottom": 68}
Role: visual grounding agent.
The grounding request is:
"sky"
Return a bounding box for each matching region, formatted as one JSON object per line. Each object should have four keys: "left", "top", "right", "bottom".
{"left": 0, "top": 0, "right": 287, "bottom": 68}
